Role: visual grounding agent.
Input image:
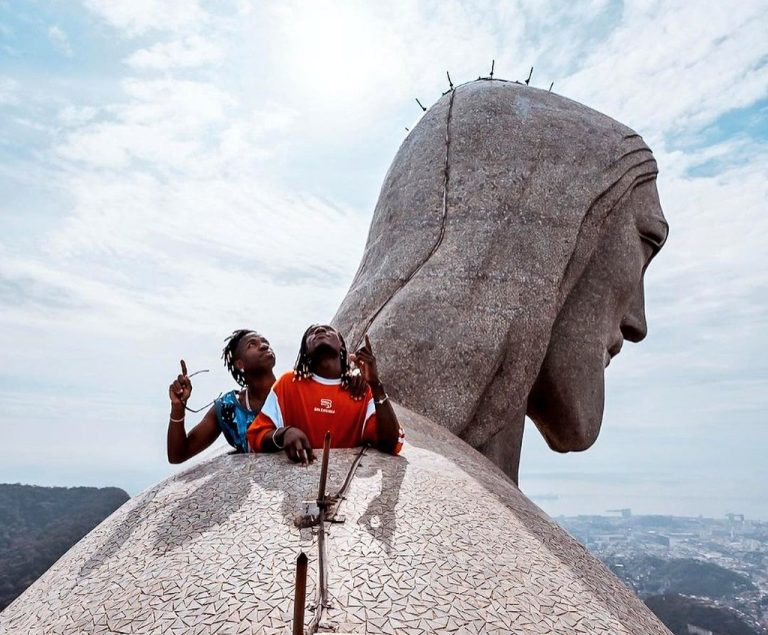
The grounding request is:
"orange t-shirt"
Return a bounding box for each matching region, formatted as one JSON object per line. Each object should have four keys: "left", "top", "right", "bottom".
{"left": 247, "top": 371, "right": 403, "bottom": 454}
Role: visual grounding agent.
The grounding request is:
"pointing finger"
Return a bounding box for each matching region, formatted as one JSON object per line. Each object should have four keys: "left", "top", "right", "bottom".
{"left": 354, "top": 353, "right": 372, "bottom": 366}
{"left": 180, "top": 360, "right": 188, "bottom": 376}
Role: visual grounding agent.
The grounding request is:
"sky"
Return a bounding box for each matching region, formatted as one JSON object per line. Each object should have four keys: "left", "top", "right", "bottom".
{"left": 1, "top": 0, "right": 766, "bottom": 520}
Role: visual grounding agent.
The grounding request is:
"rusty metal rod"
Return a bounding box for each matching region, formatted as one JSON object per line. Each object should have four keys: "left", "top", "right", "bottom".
{"left": 332, "top": 445, "right": 368, "bottom": 503}
{"left": 317, "top": 504, "right": 328, "bottom": 607}
{"left": 317, "top": 432, "right": 331, "bottom": 505}
{"left": 292, "top": 552, "right": 308, "bottom": 635}
{"left": 305, "top": 432, "right": 332, "bottom": 633}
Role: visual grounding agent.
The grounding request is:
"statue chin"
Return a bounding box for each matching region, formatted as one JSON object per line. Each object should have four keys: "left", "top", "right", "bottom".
{"left": 527, "top": 357, "right": 605, "bottom": 453}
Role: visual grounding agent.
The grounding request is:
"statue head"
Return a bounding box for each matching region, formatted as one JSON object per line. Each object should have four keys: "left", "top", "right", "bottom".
{"left": 333, "top": 79, "right": 667, "bottom": 477}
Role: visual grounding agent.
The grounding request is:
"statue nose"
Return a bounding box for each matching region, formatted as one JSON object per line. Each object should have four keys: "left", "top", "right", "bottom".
{"left": 621, "top": 283, "right": 648, "bottom": 343}
{"left": 621, "top": 313, "right": 647, "bottom": 342}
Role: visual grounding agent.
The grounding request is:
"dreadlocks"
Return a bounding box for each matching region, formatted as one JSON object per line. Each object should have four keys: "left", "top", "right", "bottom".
{"left": 222, "top": 329, "right": 256, "bottom": 387}
{"left": 293, "top": 324, "right": 353, "bottom": 391}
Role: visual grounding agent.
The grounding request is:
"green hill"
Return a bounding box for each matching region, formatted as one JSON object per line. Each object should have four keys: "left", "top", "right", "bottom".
{"left": 0, "top": 483, "right": 129, "bottom": 610}
{"left": 658, "top": 558, "right": 757, "bottom": 598}
{"left": 605, "top": 554, "right": 757, "bottom": 599}
{"left": 645, "top": 593, "right": 761, "bottom": 635}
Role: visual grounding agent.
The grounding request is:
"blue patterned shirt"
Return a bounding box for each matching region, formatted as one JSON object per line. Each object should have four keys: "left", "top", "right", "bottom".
{"left": 214, "top": 390, "right": 256, "bottom": 453}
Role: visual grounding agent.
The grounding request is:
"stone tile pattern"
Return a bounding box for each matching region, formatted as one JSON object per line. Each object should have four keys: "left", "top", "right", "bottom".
{"left": 0, "top": 406, "right": 671, "bottom": 634}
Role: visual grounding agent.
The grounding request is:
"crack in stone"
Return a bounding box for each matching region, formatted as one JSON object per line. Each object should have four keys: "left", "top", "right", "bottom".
{"left": 353, "top": 87, "right": 457, "bottom": 348}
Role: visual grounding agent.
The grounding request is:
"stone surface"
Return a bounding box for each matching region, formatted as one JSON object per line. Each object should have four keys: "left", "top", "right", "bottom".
{"left": 333, "top": 79, "right": 668, "bottom": 481}
{"left": 0, "top": 407, "right": 670, "bottom": 634}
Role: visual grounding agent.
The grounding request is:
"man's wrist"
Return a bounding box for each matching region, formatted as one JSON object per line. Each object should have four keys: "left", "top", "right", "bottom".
{"left": 369, "top": 380, "right": 385, "bottom": 399}
{"left": 170, "top": 403, "right": 186, "bottom": 418}
{"left": 271, "top": 427, "right": 287, "bottom": 450}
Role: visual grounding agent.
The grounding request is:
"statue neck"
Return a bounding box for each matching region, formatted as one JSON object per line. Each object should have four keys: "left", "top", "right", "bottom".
{"left": 471, "top": 406, "right": 527, "bottom": 484}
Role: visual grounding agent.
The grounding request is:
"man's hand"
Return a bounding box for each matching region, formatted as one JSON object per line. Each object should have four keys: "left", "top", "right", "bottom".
{"left": 169, "top": 360, "right": 192, "bottom": 406}
{"left": 347, "top": 373, "right": 367, "bottom": 401}
{"left": 350, "top": 334, "right": 380, "bottom": 386}
{"left": 281, "top": 427, "right": 315, "bottom": 466}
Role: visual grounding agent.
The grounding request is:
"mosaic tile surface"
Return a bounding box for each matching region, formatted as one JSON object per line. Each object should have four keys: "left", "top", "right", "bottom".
{"left": 0, "top": 405, "right": 671, "bottom": 634}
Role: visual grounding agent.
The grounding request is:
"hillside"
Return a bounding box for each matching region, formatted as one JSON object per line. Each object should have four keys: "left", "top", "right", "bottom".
{"left": 645, "top": 593, "right": 761, "bottom": 635}
{"left": 0, "top": 483, "right": 129, "bottom": 610}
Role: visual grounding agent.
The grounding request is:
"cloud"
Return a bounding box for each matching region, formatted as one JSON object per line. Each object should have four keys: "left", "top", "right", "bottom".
{"left": 56, "top": 78, "right": 238, "bottom": 169}
{"left": 58, "top": 104, "right": 99, "bottom": 126}
{"left": 47, "top": 25, "right": 73, "bottom": 57}
{"left": 125, "top": 35, "right": 224, "bottom": 70}
{"left": 560, "top": 0, "right": 768, "bottom": 140}
{"left": 83, "top": 0, "right": 208, "bottom": 37}
{"left": 1, "top": 64, "right": 361, "bottom": 342}
{"left": 0, "top": 76, "right": 18, "bottom": 104}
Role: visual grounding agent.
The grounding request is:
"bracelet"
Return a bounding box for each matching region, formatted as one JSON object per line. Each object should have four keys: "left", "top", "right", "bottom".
{"left": 272, "top": 428, "right": 286, "bottom": 450}
{"left": 169, "top": 415, "right": 185, "bottom": 423}
{"left": 374, "top": 394, "right": 389, "bottom": 405}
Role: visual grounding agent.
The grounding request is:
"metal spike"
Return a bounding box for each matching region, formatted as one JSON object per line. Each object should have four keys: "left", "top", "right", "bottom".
{"left": 317, "top": 432, "right": 331, "bottom": 503}
{"left": 415, "top": 98, "right": 427, "bottom": 112}
{"left": 292, "top": 553, "right": 308, "bottom": 635}
{"left": 446, "top": 71, "right": 454, "bottom": 90}
{"left": 549, "top": 82, "right": 554, "bottom": 92}
{"left": 525, "top": 66, "right": 533, "bottom": 85}
{"left": 490, "top": 59, "right": 495, "bottom": 78}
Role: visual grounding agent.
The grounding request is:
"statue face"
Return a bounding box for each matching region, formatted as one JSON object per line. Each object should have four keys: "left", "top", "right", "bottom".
{"left": 527, "top": 180, "right": 668, "bottom": 451}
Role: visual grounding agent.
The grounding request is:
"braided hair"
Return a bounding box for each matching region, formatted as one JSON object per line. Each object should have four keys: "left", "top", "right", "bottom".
{"left": 293, "top": 324, "right": 353, "bottom": 391}
{"left": 222, "top": 329, "right": 256, "bottom": 387}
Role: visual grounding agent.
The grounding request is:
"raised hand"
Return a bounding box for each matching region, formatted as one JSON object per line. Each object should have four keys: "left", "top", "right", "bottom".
{"left": 169, "top": 360, "right": 193, "bottom": 406}
{"left": 350, "top": 334, "right": 380, "bottom": 386}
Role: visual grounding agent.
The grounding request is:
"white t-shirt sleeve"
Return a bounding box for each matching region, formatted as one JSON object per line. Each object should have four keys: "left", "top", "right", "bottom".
{"left": 260, "top": 389, "right": 285, "bottom": 429}
{"left": 360, "top": 397, "right": 376, "bottom": 439}
{"left": 364, "top": 397, "right": 376, "bottom": 422}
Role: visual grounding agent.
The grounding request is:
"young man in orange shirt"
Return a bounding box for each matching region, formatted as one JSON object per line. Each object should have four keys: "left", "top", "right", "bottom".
{"left": 247, "top": 325, "right": 404, "bottom": 463}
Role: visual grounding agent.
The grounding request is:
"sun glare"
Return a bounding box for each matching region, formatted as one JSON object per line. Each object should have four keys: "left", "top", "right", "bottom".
{"left": 279, "top": 3, "right": 398, "bottom": 107}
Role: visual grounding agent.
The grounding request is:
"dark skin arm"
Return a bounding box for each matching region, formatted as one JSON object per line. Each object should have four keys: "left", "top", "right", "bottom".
{"left": 261, "top": 426, "right": 316, "bottom": 466}
{"left": 167, "top": 360, "right": 221, "bottom": 464}
{"left": 351, "top": 335, "right": 401, "bottom": 454}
